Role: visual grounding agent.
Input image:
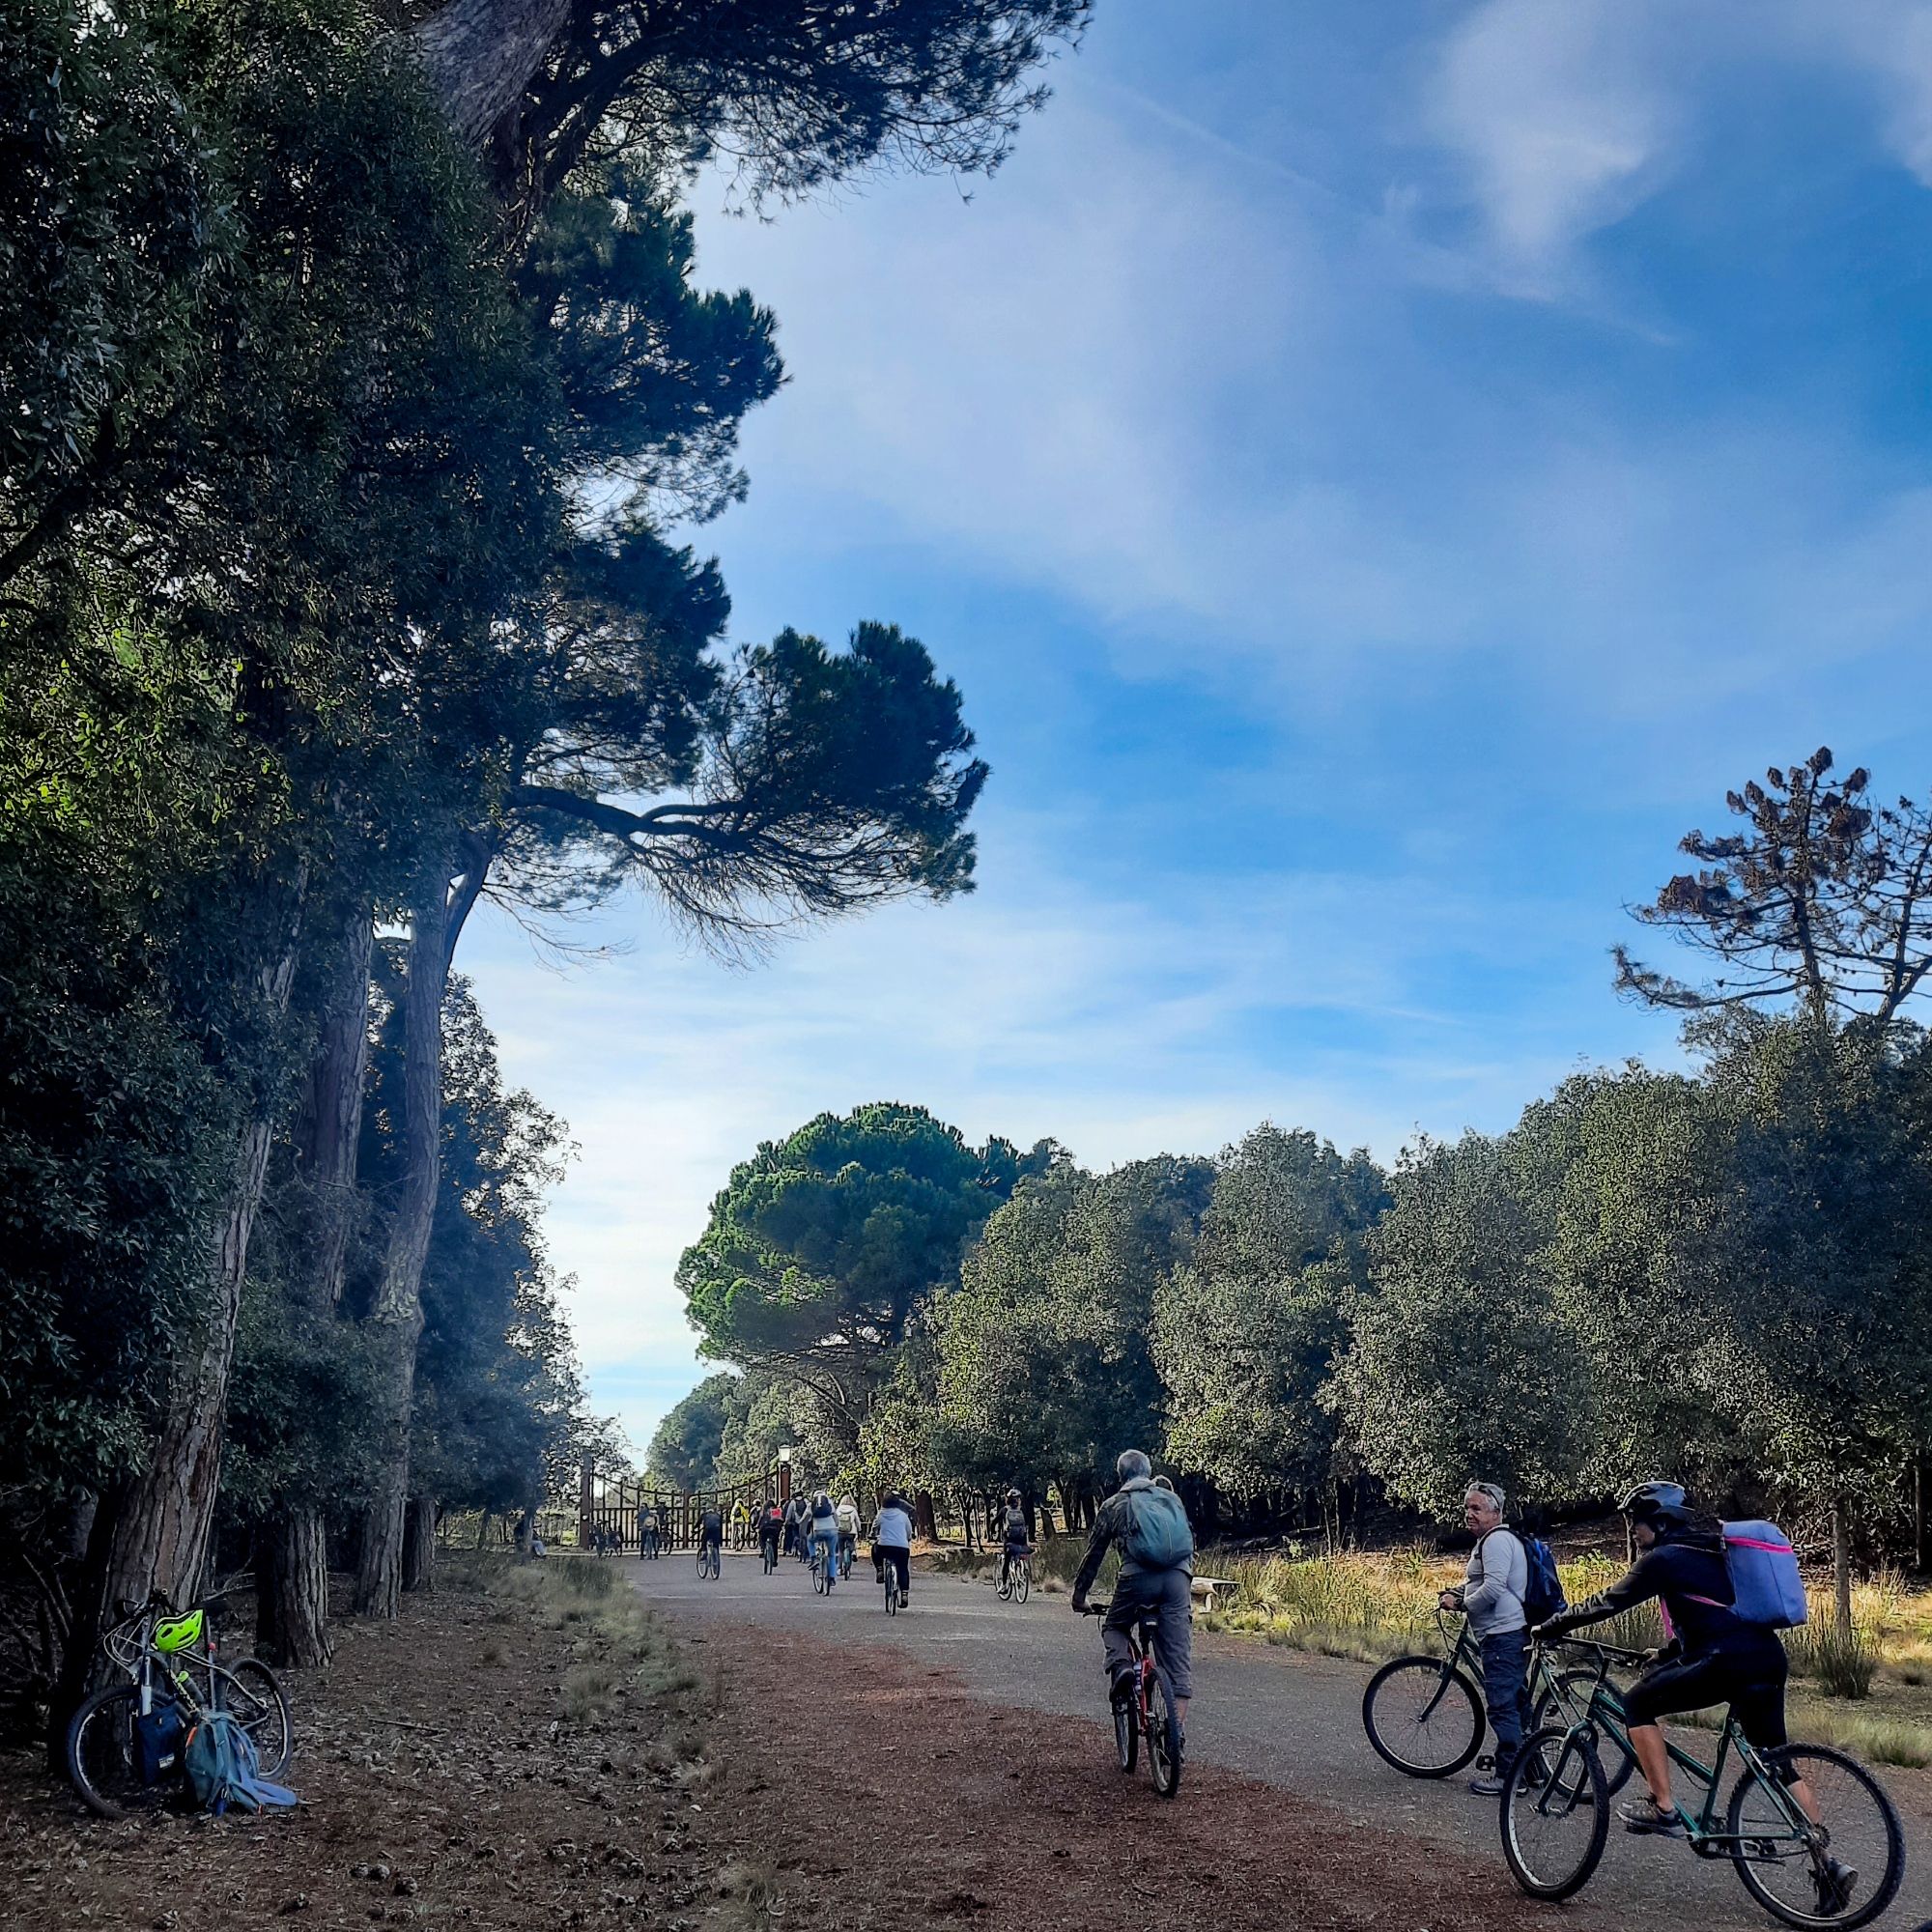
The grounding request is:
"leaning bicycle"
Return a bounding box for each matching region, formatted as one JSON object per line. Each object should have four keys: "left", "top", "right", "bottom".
{"left": 1083, "top": 1601, "right": 1180, "bottom": 1798}
{"left": 1501, "top": 1634, "right": 1904, "bottom": 1928}
{"left": 67, "top": 1593, "right": 293, "bottom": 1818}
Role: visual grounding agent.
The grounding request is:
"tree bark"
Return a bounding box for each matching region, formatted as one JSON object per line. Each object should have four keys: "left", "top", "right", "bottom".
{"left": 48, "top": 876, "right": 307, "bottom": 1753}
{"left": 262, "top": 899, "right": 375, "bottom": 1666}
{"left": 355, "top": 855, "right": 454, "bottom": 1618}
{"left": 412, "top": 0, "right": 573, "bottom": 151}
{"left": 254, "top": 1511, "right": 332, "bottom": 1666}
{"left": 402, "top": 1494, "right": 438, "bottom": 1592}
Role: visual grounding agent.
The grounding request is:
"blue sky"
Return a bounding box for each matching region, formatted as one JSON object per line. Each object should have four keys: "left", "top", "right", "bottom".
{"left": 465, "top": 0, "right": 1932, "bottom": 1453}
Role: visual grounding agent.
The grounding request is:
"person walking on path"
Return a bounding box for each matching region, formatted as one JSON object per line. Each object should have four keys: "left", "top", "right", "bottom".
{"left": 1438, "top": 1480, "right": 1528, "bottom": 1798}
{"left": 1070, "top": 1450, "right": 1194, "bottom": 1732}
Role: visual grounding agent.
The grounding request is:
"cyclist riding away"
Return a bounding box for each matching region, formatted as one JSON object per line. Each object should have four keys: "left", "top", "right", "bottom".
{"left": 809, "top": 1491, "right": 839, "bottom": 1588}
{"left": 759, "top": 1500, "right": 782, "bottom": 1566}
{"left": 699, "top": 1503, "right": 724, "bottom": 1573}
{"left": 872, "top": 1491, "right": 914, "bottom": 1606}
{"left": 999, "top": 1489, "right": 1031, "bottom": 1593}
{"left": 783, "top": 1493, "right": 808, "bottom": 1559}
{"left": 1071, "top": 1451, "right": 1194, "bottom": 1734}
{"left": 836, "top": 1494, "right": 861, "bottom": 1577}
{"left": 1532, "top": 1483, "right": 1848, "bottom": 1907}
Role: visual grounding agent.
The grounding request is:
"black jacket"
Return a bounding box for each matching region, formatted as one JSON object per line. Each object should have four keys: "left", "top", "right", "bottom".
{"left": 1541, "top": 1527, "right": 1760, "bottom": 1660}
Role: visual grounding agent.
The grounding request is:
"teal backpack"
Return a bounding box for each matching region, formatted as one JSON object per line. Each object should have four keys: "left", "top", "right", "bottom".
{"left": 184, "top": 1711, "right": 298, "bottom": 1815}
{"left": 1120, "top": 1482, "right": 1194, "bottom": 1570}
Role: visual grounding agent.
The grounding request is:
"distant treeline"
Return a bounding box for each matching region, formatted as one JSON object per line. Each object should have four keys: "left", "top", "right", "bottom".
{"left": 654, "top": 755, "right": 1932, "bottom": 1610}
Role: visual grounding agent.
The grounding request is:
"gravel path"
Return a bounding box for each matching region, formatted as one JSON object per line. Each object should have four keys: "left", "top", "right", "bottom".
{"left": 634, "top": 1548, "right": 1932, "bottom": 1932}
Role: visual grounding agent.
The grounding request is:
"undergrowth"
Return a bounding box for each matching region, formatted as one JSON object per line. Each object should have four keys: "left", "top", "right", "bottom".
{"left": 447, "top": 1552, "right": 708, "bottom": 1731}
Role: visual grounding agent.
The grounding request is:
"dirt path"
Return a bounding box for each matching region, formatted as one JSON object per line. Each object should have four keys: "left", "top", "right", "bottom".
{"left": 6, "top": 1554, "right": 1926, "bottom": 1931}
{"left": 632, "top": 1548, "right": 1932, "bottom": 1932}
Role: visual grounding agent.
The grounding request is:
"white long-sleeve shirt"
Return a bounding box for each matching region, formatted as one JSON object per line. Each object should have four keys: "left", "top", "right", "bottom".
{"left": 873, "top": 1505, "right": 913, "bottom": 1548}
{"left": 1462, "top": 1527, "right": 1527, "bottom": 1635}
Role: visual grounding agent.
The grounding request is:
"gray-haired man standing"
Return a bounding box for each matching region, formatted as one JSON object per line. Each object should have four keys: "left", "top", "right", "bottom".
{"left": 1438, "top": 1479, "right": 1527, "bottom": 1797}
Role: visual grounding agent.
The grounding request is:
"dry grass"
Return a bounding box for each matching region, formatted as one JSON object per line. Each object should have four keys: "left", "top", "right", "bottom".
{"left": 1195, "top": 1546, "right": 1932, "bottom": 1768}
{"left": 445, "top": 1551, "right": 704, "bottom": 1728}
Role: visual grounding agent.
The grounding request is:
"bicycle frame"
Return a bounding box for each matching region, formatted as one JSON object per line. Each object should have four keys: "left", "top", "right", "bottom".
{"left": 1533, "top": 1637, "right": 1822, "bottom": 1857}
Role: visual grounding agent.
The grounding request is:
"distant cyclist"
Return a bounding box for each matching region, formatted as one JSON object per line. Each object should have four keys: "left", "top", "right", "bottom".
{"left": 998, "top": 1489, "right": 1032, "bottom": 1592}
{"left": 759, "top": 1500, "right": 782, "bottom": 1567}
{"left": 782, "top": 1493, "right": 808, "bottom": 1559}
{"left": 731, "top": 1498, "right": 752, "bottom": 1548}
{"left": 835, "top": 1494, "right": 861, "bottom": 1577}
{"left": 698, "top": 1503, "right": 724, "bottom": 1575}
{"left": 872, "top": 1491, "right": 914, "bottom": 1606}
{"left": 638, "top": 1503, "right": 660, "bottom": 1559}
{"left": 809, "top": 1492, "right": 840, "bottom": 1589}
{"left": 1533, "top": 1484, "right": 1848, "bottom": 1907}
{"left": 1071, "top": 1451, "right": 1194, "bottom": 1734}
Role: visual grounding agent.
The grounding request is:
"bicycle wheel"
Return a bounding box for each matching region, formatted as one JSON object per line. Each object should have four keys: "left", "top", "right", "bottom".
{"left": 1531, "top": 1670, "right": 1634, "bottom": 1797}
{"left": 885, "top": 1569, "right": 899, "bottom": 1616}
{"left": 1114, "top": 1696, "right": 1139, "bottom": 1772}
{"left": 1014, "top": 1559, "right": 1031, "bottom": 1605}
{"left": 214, "top": 1659, "right": 293, "bottom": 1779}
{"left": 812, "top": 1551, "right": 827, "bottom": 1595}
{"left": 1361, "top": 1656, "right": 1484, "bottom": 1777}
{"left": 763, "top": 1544, "right": 776, "bottom": 1575}
{"left": 67, "top": 1686, "right": 171, "bottom": 1819}
{"left": 1501, "top": 1724, "right": 1608, "bottom": 1901}
{"left": 1146, "top": 1663, "right": 1182, "bottom": 1799}
{"left": 995, "top": 1567, "right": 1011, "bottom": 1601}
{"left": 1726, "top": 1743, "right": 1905, "bottom": 1930}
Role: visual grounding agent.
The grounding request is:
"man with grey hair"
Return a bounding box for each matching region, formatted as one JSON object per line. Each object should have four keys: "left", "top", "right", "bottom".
{"left": 1438, "top": 1479, "right": 1528, "bottom": 1797}
{"left": 1072, "top": 1450, "right": 1195, "bottom": 1728}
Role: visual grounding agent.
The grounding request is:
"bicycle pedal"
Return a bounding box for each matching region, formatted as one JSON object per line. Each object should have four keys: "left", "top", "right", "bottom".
{"left": 1474, "top": 1755, "right": 1494, "bottom": 1772}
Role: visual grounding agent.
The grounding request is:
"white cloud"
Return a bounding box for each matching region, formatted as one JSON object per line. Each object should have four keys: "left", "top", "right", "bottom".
{"left": 1424, "top": 0, "right": 1679, "bottom": 292}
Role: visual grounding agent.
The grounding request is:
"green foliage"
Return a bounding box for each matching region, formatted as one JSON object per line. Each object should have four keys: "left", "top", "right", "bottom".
{"left": 676, "top": 1102, "right": 1053, "bottom": 1440}
{"left": 646, "top": 1373, "right": 741, "bottom": 1492}
{"left": 932, "top": 1153, "right": 1214, "bottom": 1493}
{"left": 1154, "top": 1125, "right": 1388, "bottom": 1499}
{"left": 1328, "top": 1130, "right": 1597, "bottom": 1519}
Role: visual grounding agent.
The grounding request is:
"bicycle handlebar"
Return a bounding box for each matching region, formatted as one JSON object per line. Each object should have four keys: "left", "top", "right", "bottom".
{"left": 1538, "top": 1632, "right": 1650, "bottom": 1666}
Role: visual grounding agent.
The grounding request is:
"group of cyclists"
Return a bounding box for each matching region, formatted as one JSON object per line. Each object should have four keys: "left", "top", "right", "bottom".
{"left": 604, "top": 1454, "right": 1896, "bottom": 1925}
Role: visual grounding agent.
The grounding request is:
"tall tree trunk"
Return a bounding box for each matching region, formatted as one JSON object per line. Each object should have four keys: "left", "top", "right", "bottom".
{"left": 1832, "top": 1495, "right": 1854, "bottom": 1630}
{"left": 412, "top": 0, "right": 572, "bottom": 149}
{"left": 402, "top": 1494, "right": 438, "bottom": 1592}
{"left": 355, "top": 858, "right": 453, "bottom": 1618}
{"left": 51, "top": 878, "right": 306, "bottom": 1749}
{"left": 263, "top": 899, "right": 374, "bottom": 1666}
{"left": 255, "top": 1512, "right": 331, "bottom": 1666}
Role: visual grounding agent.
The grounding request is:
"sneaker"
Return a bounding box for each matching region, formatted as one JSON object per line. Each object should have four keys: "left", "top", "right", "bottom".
{"left": 1812, "top": 1857, "right": 1858, "bottom": 1916}
{"left": 1467, "top": 1776, "right": 1507, "bottom": 1797}
{"left": 1108, "top": 1673, "right": 1136, "bottom": 1708}
{"left": 1617, "top": 1798, "right": 1685, "bottom": 1837}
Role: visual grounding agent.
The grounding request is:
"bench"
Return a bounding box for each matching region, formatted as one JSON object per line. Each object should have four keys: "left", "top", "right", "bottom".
{"left": 1191, "top": 1576, "right": 1236, "bottom": 1613}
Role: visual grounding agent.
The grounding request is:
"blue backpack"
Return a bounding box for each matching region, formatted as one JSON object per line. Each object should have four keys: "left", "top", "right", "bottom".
{"left": 1721, "top": 1520, "right": 1808, "bottom": 1629}
{"left": 1519, "top": 1531, "right": 1567, "bottom": 1627}
{"left": 184, "top": 1711, "right": 298, "bottom": 1815}
{"left": 133, "top": 1696, "right": 185, "bottom": 1785}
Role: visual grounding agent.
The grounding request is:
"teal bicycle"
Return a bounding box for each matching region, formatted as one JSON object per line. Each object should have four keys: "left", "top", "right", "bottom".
{"left": 1501, "top": 1634, "right": 1904, "bottom": 1929}
{"left": 1361, "top": 1610, "right": 1634, "bottom": 1794}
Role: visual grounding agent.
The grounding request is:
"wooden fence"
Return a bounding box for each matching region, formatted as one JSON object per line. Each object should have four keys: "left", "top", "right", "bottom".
{"left": 574, "top": 1459, "right": 784, "bottom": 1551}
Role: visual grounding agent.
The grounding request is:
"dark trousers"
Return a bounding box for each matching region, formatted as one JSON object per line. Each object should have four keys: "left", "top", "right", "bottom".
{"left": 1480, "top": 1628, "right": 1529, "bottom": 1773}
{"left": 871, "top": 1543, "right": 910, "bottom": 1593}
{"left": 1102, "top": 1567, "right": 1193, "bottom": 1699}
